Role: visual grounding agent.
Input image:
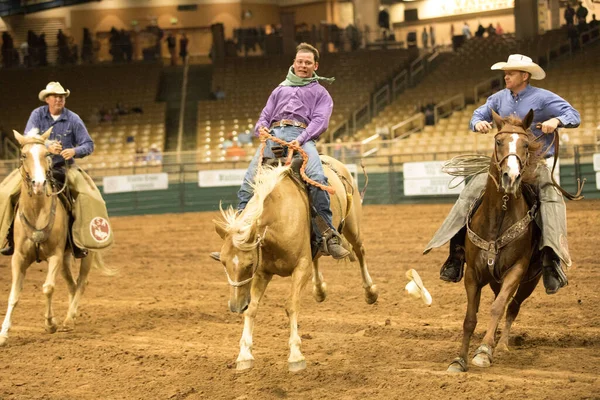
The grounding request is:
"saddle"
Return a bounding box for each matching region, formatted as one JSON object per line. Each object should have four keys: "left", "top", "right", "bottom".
{"left": 262, "top": 145, "right": 305, "bottom": 186}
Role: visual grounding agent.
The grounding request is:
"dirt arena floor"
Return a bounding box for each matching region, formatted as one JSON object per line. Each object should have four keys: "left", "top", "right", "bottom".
{"left": 0, "top": 200, "right": 598, "bottom": 400}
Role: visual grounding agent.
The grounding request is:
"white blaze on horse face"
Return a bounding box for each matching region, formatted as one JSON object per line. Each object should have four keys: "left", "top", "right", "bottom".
{"left": 30, "top": 145, "right": 47, "bottom": 193}
{"left": 506, "top": 134, "right": 521, "bottom": 179}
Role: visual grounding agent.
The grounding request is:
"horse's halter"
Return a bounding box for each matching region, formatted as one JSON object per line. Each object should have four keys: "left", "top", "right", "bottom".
{"left": 490, "top": 125, "right": 530, "bottom": 195}
{"left": 19, "top": 139, "right": 53, "bottom": 197}
{"left": 19, "top": 139, "right": 67, "bottom": 197}
{"left": 223, "top": 227, "right": 268, "bottom": 287}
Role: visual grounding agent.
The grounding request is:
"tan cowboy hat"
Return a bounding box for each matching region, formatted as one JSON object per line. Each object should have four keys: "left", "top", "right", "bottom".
{"left": 490, "top": 54, "right": 546, "bottom": 80}
{"left": 404, "top": 269, "right": 432, "bottom": 306}
{"left": 38, "top": 81, "right": 70, "bottom": 101}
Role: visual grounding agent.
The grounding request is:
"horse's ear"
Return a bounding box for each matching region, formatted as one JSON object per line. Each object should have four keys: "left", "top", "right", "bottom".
{"left": 214, "top": 220, "right": 227, "bottom": 240}
{"left": 491, "top": 109, "right": 504, "bottom": 130}
{"left": 40, "top": 126, "right": 53, "bottom": 140}
{"left": 522, "top": 109, "right": 534, "bottom": 131}
{"left": 13, "top": 130, "right": 25, "bottom": 146}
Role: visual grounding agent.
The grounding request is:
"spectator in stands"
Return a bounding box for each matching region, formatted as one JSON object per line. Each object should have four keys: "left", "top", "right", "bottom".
{"left": 146, "top": 144, "right": 163, "bottom": 164}
{"left": 590, "top": 14, "right": 599, "bottom": 33}
{"left": 576, "top": 1, "right": 588, "bottom": 25}
{"left": 237, "top": 130, "right": 252, "bottom": 145}
{"left": 27, "top": 30, "right": 38, "bottom": 67}
{"left": 462, "top": 22, "right": 471, "bottom": 39}
{"left": 475, "top": 23, "right": 486, "bottom": 38}
{"left": 135, "top": 147, "right": 146, "bottom": 163}
{"left": 225, "top": 141, "right": 246, "bottom": 158}
{"left": 213, "top": 86, "right": 226, "bottom": 100}
{"left": 421, "top": 27, "right": 429, "bottom": 48}
{"left": 564, "top": 3, "right": 575, "bottom": 26}
{"left": 495, "top": 22, "right": 504, "bottom": 35}
{"left": 486, "top": 23, "right": 496, "bottom": 36}
{"left": 166, "top": 32, "right": 177, "bottom": 66}
{"left": 429, "top": 26, "right": 436, "bottom": 47}
{"left": 82, "top": 28, "right": 93, "bottom": 63}
{"left": 222, "top": 134, "right": 234, "bottom": 149}
{"left": 179, "top": 33, "right": 189, "bottom": 63}
{"left": 450, "top": 24, "right": 455, "bottom": 38}
{"left": 38, "top": 33, "right": 48, "bottom": 66}
{"left": 2, "top": 32, "right": 17, "bottom": 68}
{"left": 19, "top": 41, "right": 29, "bottom": 68}
{"left": 122, "top": 29, "right": 133, "bottom": 62}
{"left": 131, "top": 105, "right": 144, "bottom": 114}
{"left": 57, "top": 29, "right": 70, "bottom": 65}
{"left": 428, "top": 54, "right": 580, "bottom": 296}
{"left": 209, "top": 42, "right": 348, "bottom": 262}
{"left": 116, "top": 102, "right": 129, "bottom": 115}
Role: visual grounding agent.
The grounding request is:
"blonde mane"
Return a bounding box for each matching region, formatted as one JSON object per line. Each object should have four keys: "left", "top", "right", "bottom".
{"left": 218, "top": 164, "right": 290, "bottom": 250}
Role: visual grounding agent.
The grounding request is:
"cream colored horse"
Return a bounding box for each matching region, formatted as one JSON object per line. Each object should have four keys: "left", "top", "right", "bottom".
{"left": 214, "top": 155, "right": 378, "bottom": 372}
{"left": 0, "top": 129, "right": 104, "bottom": 346}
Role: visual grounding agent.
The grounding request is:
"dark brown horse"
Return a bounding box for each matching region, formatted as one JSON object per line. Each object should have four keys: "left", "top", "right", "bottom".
{"left": 447, "top": 109, "right": 545, "bottom": 372}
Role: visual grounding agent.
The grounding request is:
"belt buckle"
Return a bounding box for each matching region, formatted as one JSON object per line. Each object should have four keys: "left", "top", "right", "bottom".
{"left": 293, "top": 121, "right": 300, "bottom": 127}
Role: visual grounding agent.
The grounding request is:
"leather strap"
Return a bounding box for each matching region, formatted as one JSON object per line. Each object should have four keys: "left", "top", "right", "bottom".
{"left": 270, "top": 119, "right": 307, "bottom": 129}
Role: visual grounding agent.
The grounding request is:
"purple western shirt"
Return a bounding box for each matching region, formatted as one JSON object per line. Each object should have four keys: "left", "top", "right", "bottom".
{"left": 254, "top": 81, "right": 334, "bottom": 145}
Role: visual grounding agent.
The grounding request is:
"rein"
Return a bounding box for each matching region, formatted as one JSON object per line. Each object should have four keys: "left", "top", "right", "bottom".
{"left": 257, "top": 128, "right": 335, "bottom": 195}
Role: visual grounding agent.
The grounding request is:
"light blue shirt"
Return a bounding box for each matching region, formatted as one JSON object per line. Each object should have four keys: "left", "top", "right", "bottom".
{"left": 470, "top": 85, "right": 580, "bottom": 157}
{"left": 25, "top": 105, "right": 94, "bottom": 166}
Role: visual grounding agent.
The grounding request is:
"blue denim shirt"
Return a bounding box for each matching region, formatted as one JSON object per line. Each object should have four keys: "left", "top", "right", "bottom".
{"left": 25, "top": 105, "right": 94, "bottom": 166}
{"left": 470, "top": 85, "right": 580, "bottom": 157}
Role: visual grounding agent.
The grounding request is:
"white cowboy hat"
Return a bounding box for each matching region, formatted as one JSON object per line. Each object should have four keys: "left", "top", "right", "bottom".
{"left": 38, "top": 81, "right": 70, "bottom": 101}
{"left": 405, "top": 269, "right": 432, "bottom": 306}
{"left": 490, "top": 54, "right": 546, "bottom": 80}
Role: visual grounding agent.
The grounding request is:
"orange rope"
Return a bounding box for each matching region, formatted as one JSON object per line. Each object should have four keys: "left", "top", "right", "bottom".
{"left": 258, "top": 128, "right": 335, "bottom": 195}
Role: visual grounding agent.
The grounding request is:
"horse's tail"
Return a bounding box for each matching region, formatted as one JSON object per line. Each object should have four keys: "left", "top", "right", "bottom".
{"left": 359, "top": 159, "right": 368, "bottom": 202}
{"left": 89, "top": 250, "right": 118, "bottom": 276}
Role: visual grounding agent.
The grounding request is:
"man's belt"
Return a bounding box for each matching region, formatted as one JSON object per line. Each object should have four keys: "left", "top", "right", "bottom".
{"left": 271, "top": 120, "right": 307, "bottom": 129}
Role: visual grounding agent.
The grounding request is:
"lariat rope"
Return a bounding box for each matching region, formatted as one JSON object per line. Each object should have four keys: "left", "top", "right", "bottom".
{"left": 257, "top": 127, "right": 335, "bottom": 195}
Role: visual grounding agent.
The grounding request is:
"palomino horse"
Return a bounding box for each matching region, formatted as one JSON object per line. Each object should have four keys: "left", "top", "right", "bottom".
{"left": 214, "top": 149, "right": 378, "bottom": 372}
{"left": 447, "top": 109, "right": 545, "bottom": 372}
{"left": 0, "top": 129, "right": 104, "bottom": 346}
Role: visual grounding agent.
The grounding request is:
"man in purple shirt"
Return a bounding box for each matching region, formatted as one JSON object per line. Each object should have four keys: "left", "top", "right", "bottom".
{"left": 213, "top": 42, "right": 348, "bottom": 260}
{"left": 424, "top": 55, "right": 580, "bottom": 295}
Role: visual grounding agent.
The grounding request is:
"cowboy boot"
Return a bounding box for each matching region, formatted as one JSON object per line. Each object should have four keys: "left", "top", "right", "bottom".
{"left": 309, "top": 186, "right": 350, "bottom": 260}
{"left": 542, "top": 247, "right": 568, "bottom": 295}
{"left": 440, "top": 228, "right": 466, "bottom": 283}
{"left": 322, "top": 229, "right": 350, "bottom": 260}
{"left": 0, "top": 221, "right": 14, "bottom": 256}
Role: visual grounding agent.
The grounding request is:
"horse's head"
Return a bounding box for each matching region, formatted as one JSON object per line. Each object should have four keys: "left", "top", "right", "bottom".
{"left": 491, "top": 109, "right": 540, "bottom": 195}
{"left": 14, "top": 127, "right": 53, "bottom": 196}
{"left": 214, "top": 209, "right": 263, "bottom": 314}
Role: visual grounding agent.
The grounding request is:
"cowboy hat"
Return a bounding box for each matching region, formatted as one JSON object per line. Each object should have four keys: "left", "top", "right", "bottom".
{"left": 38, "top": 81, "right": 70, "bottom": 102}
{"left": 405, "top": 269, "right": 432, "bottom": 306}
{"left": 490, "top": 54, "right": 546, "bottom": 80}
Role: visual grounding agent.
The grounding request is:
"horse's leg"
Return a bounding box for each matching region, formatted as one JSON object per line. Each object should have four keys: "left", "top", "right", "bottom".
{"left": 346, "top": 236, "right": 378, "bottom": 304}
{"left": 0, "top": 254, "right": 30, "bottom": 346}
{"left": 472, "top": 261, "right": 527, "bottom": 368}
{"left": 447, "top": 267, "right": 482, "bottom": 372}
{"left": 43, "top": 254, "right": 64, "bottom": 334}
{"left": 287, "top": 258, "right": 312, "bottom": 372}
{"left": 497, "top": 274, "right": 542, "bottom": 353}
{"left": 311, "top": 257, "right": 327, "bottom": 302}
{"left": 60, "top": 249, "right": 76, "bottom": 304}
{"left": 236, "top": 271, "right": 272, "bottom": 372}
{"left": 63, "top": 251, "right": 93, "bottom": 331}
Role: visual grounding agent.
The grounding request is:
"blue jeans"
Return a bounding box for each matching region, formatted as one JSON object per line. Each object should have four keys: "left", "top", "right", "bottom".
{"left": 237, "top": 126, "right": 334, "bottom": 231}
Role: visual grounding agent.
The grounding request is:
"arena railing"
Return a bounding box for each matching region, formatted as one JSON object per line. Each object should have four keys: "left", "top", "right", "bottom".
{"left": 390, "top": 113, "right": 425, "bottom": 140}
{"left": 433, "top": 93, "right": 465, "bottom": 124}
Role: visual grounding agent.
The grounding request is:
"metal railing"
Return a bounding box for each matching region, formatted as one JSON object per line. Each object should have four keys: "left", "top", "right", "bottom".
{"left": 390, "top": 113, "right": 425, "bottom": 140}
{"left": 352, "top": 101, "right": 371, "bottom": 133}
{"left": 433, "top": 93, "right": 465, "bottom": 124}
{"left": 473, "top": 76, "right": 502, "bottom": 103}
{"left": 392, "top": 69, "right": 409, "bottom": 100}
{"left": 373, "top": 85, "right": 391, "bottom": 116}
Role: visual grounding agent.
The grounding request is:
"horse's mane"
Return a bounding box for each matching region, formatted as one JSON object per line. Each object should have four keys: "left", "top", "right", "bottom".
{"left": 499, "top": 115, "right": 543, "bottom": 184}
{"left": 217, "top": 164, "right": 290, "bottom": 250}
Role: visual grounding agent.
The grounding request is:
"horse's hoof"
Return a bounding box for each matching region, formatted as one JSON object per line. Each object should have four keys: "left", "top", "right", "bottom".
{"left": 447, "top": 357, "right": 467, "bottom": 373}
{"left": 61, "top": 318, "right": 75, "bottom": 332}
{"left": 364, "top": 284, "right": 379, "bottom": 304}
{"left": 236, "top": 359, "right": 254, "bottom": 372}
{"left": 472, "top": 353, "right": 492, "bottom": 368}
{"left": 496, "top": 342, "right": 510, "bottom": 353}
{"left": 45, "top": 323, "right": 58, "bottom": 334}
{"left": 288, "top": 359, "right": 306, "bottom": 372}
{"left": 312, "top": 282, "right": 327, "bottom": 303}
{"left": 472, "top": 344, "right": 493, "bottom": 368}
{"left": 0, "top": 335, "right": 8, "bottom": 347}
